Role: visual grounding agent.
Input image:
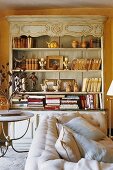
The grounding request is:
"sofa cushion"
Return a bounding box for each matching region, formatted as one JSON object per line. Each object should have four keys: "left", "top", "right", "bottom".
{"left": 56, "top": 122, "right": 62, "bottom": 134}
{"left": 56, "top": 111, "right": 107, "bottom": 134}
{"left": 56, "top": 112, "right": 80, "bottom": 123}
{"left": 80, "top": 112, "right": 107, "bottom": 134}
{"left": 55, "top": 126, "right": 81, "bottom": 162}
{"left": 73, "top": 133, "right": 113, "bottom": 163}
{"left": 64, "top": 117, "right": 106, "bottom": 140}
{"left": 80, "top": 113, "right": 99, "bottom": 127}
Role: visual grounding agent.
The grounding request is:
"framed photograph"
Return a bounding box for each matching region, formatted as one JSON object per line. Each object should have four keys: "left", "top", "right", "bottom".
{"left": 46, "top": 56, "right": 63, "bottom": 70}
{"left": 43, "top": 79, "right": 57, "bottom": 91}
{"left": 60, "top": 79, "right": 75, "bottom": 91}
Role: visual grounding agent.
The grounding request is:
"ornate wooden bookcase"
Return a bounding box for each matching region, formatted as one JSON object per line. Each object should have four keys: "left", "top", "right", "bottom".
{"left": 7, "top": 15, "right": 106, "bottom": 149}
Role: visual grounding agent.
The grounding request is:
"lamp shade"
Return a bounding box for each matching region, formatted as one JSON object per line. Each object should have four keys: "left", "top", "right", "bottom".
{"left": 107, "top": 80, "right": 113, "bottom": 96}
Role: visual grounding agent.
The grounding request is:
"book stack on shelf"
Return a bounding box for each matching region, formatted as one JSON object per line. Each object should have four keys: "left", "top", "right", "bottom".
{"left": 60, "top": 95, "right": 80, "bottom": 110}
{"left": 27, "top": 95, "right": 45, "bottom": 109}
{"left": 12, "top": 98, "right": 28, "bottom": 108}
{"left": 45, "top": 94, "right": 65, "bottom": 110}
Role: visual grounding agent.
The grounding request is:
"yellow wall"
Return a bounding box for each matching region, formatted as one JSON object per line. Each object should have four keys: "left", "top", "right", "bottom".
{"left": 0, "top": 7, "right": 113, "bottom": 126}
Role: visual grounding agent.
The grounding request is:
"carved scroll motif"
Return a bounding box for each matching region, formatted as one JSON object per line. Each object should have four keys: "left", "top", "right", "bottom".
{"left": 65, "top": 24, "right": 103, "bottom": 37}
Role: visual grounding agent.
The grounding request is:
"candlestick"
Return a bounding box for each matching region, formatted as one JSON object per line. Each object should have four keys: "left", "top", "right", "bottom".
{"left": 41, "top": 58, "right": 44, "bottom": 62}
{"left": 65, "top": 57, "right": 68, "bottom": 61}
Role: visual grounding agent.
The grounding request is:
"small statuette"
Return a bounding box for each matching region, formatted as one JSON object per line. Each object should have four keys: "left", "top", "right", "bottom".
{"left": 29, "top": 72, "right": 38, "bottom": 91}
{"left": 63, "top": 57, "right": 70, "bottom": 70}
{"left": 39, "top": 58, "right": 46, "bottom": 70}
{"left": 73, "top": 81, "right": 79, "bottom": 92}
{"left": 66, "top": 82, "right": 71, "bottom": 92}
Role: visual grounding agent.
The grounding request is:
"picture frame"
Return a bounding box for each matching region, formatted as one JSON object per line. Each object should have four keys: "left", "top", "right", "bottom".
{"left": 60, "top": 79, "right": 75, "bottom": 91}
{"left": 46, "top": 56, "right": 63, "bottom": 70}
{"left": 43, "top": 79, "right": 57, "bottom": 91}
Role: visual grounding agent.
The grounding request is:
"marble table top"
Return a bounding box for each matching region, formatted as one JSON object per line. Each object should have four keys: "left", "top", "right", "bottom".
{"left": 0, "top": 110, "right": 34, "bottom": 122}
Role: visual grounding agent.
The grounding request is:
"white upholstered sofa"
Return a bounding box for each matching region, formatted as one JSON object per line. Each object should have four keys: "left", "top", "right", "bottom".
{"left": 25, "top": 111, "right": 113, "bottom": 170}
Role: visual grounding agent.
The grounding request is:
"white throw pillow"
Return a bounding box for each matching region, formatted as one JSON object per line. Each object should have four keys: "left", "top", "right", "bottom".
{"left": 64, "top": 117, "right": 106, "bottom": 141}
{"left": 55, "top": 126, "right": 81, "bottom": 162}
{"left": 56, "top": 112, "right": 80, "bottom": 123}
{"left": 73, "top": 133, "right": 113, "bottom": 163}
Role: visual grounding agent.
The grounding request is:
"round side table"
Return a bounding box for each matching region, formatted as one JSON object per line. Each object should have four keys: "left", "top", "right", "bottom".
{"left": 0, "top": 110, "right": 34, "bottom": 157}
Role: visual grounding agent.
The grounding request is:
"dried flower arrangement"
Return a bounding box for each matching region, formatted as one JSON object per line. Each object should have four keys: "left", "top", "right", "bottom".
{"left": 0, "top": 62, "right": 27, "bottom": 108}
{"left": 0, "top": 63, "right": 39, "bottom": 109}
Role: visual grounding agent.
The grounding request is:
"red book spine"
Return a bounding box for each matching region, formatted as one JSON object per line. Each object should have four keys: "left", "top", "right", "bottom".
{"left": 28, "top": 99, "right": 43, "bottom": 102}
{"left": 44, "top": 105, "right": 60, "bottom": 110}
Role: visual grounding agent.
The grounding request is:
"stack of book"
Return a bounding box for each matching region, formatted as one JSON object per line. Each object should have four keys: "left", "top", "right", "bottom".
{"left": 12, "top": 98, "right": 28, "bottom": 108}
{"left": 45, "top": 94, "right": 65, "bottom": 110}
{"left": 60, "top": 95, "right": 80, "bottom": 110}
{"left": 27, "top": 95, "right": 45, "bottom": 109}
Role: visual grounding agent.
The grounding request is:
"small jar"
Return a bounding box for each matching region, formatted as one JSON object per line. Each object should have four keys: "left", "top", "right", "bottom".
{"left": 72, "top": 40, "right": 78, "bottom": 48}
{"left": 81, "top": 41, "right": 87, "bottom": 48}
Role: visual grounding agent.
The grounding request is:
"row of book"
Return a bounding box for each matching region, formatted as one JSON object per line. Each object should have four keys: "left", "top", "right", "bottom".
{"left": 12, "top": 36, "right": 32, "bottom": 48}
{"left": 71, "top": 58, "right": 101, "bottom": 70}
{"left": 11, "top": 93, "right": 103, "bottom": 110}
{"left": 80, "top": 93, "right": 103, "bottom": 110}
{"left": 26, "top": 58, "right": 38, "bottom": 70}
{"left": 82, "top": 77, "right": 101, "bottom": 92}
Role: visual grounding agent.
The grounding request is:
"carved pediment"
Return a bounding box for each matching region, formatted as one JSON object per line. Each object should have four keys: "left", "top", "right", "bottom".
{"left": 8, "top": 15, "right": 106, "bottom": 37}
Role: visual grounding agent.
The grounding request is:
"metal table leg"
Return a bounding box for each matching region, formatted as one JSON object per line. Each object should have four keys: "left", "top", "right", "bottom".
{"left": 0, "top": 119, "right": 30, "bottom": 157}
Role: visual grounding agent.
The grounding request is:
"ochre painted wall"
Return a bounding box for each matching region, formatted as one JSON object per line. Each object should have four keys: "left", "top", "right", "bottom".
{"left": 0, "top": 18, "right": 9, "bottom": 64}
{"left": 0, "top": 8, "right": 113, "bottom": 127}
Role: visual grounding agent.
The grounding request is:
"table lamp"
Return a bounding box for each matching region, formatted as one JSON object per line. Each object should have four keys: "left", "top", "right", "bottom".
{"left": 107, "top": 80, "right": 113, "bottom": 137}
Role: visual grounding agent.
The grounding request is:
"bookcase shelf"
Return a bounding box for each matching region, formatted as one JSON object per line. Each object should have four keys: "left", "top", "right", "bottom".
{"left": 19, "top": 91, "right": 102, "bottom": 95}
{"left": 12, "top": 47, "right": 101, "bottom": 51}
{"left": 8, "top": 15, "right": 105, "bottom": 112}
{"left": 12, "top": 69, "right": 101, "bottom": 73}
